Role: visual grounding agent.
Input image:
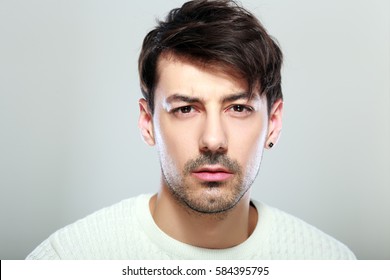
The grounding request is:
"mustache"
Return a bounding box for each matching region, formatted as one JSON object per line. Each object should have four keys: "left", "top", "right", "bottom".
{"left": 183, "top": 152, "right": 241, "bottom": 175}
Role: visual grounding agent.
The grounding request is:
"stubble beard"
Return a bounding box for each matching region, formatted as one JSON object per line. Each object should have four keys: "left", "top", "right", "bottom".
{"left": 161, "top": 152, "right": 257, "bottom": 217}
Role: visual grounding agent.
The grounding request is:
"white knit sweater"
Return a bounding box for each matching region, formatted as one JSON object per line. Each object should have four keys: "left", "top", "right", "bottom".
{"left": 26, "top": 194, "right": 355, "bottom": 259}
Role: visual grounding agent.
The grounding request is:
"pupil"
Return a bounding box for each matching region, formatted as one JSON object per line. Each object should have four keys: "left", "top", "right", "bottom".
{"left": 182, "top": 106, "right": 191, "bottom": 113}
{"left": 235, "top": 105, "right": 243, "bottom": 112}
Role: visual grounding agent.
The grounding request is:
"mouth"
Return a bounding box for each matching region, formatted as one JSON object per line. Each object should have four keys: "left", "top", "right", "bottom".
{"left": 191, "top": 165, "right": 233, "bottom": 182}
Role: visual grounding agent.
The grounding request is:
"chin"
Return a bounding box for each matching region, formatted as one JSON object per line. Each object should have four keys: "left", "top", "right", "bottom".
{"left": 182, "top": 187, "right": 244, "bottom": 214}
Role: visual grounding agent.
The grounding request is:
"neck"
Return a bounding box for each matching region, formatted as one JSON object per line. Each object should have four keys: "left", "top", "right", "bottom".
{"left": 149, "top": 184, "right": 258, "bottom": 249}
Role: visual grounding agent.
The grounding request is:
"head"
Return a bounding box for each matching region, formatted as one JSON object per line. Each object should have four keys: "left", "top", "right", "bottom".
{"left": 138, "top": 0, "right": 283, "bottom": 214}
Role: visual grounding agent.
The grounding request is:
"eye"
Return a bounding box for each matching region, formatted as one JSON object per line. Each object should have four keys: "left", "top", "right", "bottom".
{"left": 177, "top": 106, "right": 193, "bottom": 114}
{"left": 231, "top": 105, "right": 247, "bottom": 112}
{"left": 227, "top": 104, "right": 254, "bottom": 116}
{"left": 171, "top": 105, "right": 198, "bottom": 118}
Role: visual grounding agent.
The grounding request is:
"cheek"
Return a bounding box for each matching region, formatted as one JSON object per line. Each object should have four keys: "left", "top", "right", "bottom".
{"left": 154, "top": 115, "right": 198, "bottom": 168}
{"left": 228, "top": 118, "right": 267, "bottom": 167}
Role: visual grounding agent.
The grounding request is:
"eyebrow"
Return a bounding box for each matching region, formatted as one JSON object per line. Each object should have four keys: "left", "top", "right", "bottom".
{"left": 165, "top": 94, "right": 202, "bottom": 104}
{"left": 221, "top": 92, "right": 254, "bottom": 103}
{"left": 165, "top": 92, "right": 255, "bottom": 104}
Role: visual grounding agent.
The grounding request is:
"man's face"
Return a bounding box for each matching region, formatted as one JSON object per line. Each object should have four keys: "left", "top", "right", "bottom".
{"left": 140, "top": 56, "right": 271, "bottom": 214}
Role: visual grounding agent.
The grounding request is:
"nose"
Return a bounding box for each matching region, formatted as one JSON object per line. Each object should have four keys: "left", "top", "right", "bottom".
{"left": 199, "top": 113, "right": 228, "bottom": 154}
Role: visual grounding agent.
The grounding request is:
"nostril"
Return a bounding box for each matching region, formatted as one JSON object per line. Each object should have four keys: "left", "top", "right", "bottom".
{"left": 199, "top": 142, "right": 228, "bottom": 154}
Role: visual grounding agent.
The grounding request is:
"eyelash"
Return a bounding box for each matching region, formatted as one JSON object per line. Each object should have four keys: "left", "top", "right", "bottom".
{"left": 171, "top": 106, "right": 195, "bottom": 114}
{"left": 170, "top": 104, "right": 254, "bottom": 116}
{"left": 228, "top": 104, "right": 253, "bottom": 113}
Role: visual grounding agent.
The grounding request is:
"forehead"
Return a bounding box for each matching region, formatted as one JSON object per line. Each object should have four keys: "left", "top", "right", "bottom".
{"left": 155, "top": 53, "right": 250, "bottom": 99}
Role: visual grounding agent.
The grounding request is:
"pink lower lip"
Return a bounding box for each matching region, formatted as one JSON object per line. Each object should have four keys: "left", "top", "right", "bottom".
{"left": 192, "top": 172, "right": 233, "bottom": 182}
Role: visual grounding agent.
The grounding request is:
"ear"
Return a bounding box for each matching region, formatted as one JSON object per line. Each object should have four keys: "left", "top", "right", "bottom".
{"left": 138, "top": 98, "right": 155, "bottom": 146}
{"left": 265, "top": 98, "right": 283, "bottom": 149}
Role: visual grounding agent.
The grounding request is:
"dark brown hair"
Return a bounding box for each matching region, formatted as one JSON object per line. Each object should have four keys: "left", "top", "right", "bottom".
{"left": 138, "top": 0, "right": 283, "bottom": 114}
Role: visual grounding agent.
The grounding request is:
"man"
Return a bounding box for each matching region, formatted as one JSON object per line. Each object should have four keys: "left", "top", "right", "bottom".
{"left": 27, "top": 0, "right": 355, "bottom": 259}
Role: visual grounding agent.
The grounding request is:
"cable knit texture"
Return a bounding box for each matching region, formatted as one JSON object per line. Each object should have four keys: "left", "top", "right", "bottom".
{"left": 26, "top": 194, "right": 356, "bottom": 260}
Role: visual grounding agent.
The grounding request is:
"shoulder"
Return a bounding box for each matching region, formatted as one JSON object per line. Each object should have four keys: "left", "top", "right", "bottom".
{"left": 26, "top": 194, "right": 152, "bottom": 260}
{"left": 252, "top": 200, "right": 356, "bottom": 259}
{"left": 26, "top": 238, "right": 61, "bottom": 260}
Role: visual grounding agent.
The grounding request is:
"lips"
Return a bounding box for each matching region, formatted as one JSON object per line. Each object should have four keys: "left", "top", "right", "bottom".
{"left": 191, "top": 166, "right": 233, "bottom": 182}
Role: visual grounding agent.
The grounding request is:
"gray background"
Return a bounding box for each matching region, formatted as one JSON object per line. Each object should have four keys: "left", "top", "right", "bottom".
{"left": 0, "top": 0, "right": 389, "bottom": 259}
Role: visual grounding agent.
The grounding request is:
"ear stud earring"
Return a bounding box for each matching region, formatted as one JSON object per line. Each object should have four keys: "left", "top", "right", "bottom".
{"left": 268, "top": 142, "right": 274, "bottom": 148}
